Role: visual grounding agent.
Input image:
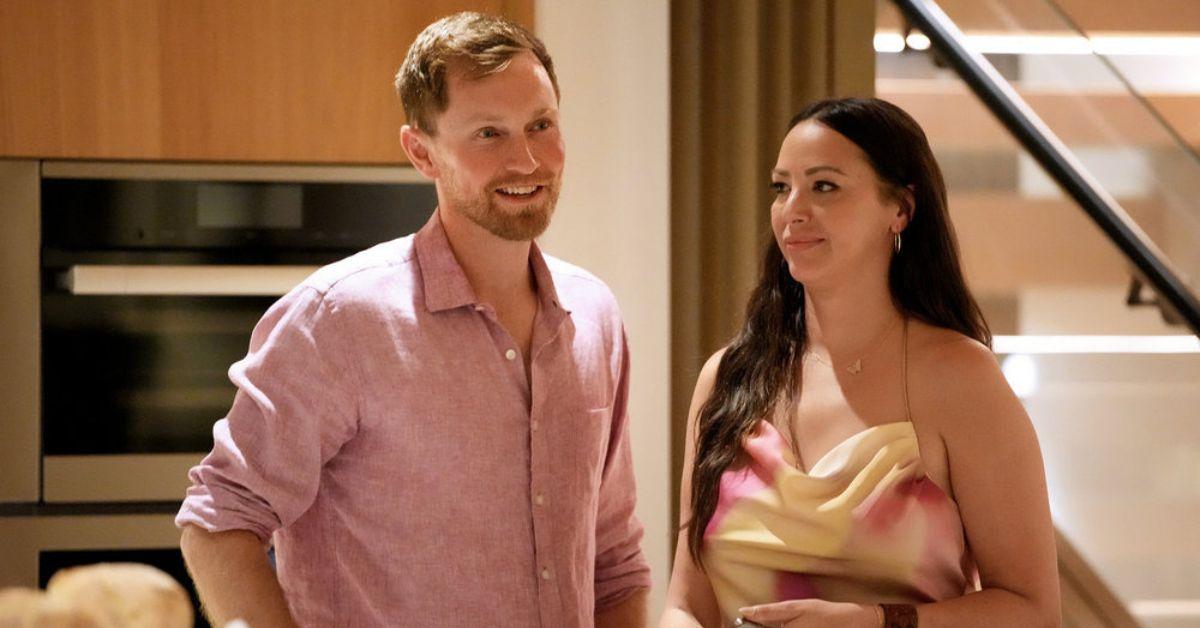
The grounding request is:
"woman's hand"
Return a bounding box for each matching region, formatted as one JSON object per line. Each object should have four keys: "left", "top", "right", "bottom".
{"left": 738, "top": 599, "right": 879, "bottom": 628}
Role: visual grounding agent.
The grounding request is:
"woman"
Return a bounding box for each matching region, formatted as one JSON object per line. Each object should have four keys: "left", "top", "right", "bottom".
{"left": 660, "top": 98, "right": 1060, "bottom": 628}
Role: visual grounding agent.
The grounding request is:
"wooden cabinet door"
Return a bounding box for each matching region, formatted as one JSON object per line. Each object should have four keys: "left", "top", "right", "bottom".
{"left": 0, "top": 1, "right": 533, "bottom": 163}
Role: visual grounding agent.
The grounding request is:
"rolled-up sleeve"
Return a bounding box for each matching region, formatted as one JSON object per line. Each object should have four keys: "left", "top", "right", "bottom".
{"left": 593, "top": 329, "right": 653, "bottom": 611}
{"left": 176, "top": 284, "right": 360, "bottom": 542}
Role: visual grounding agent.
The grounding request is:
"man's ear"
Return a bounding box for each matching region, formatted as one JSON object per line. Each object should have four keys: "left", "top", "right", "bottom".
{"left": 400, "top": 124, "right": 438, "bottom": 180}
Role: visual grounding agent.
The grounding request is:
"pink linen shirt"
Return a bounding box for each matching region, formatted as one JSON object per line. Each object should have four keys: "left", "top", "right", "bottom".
{"left": 176, "top": 211, "right": 651, "bottom": 627}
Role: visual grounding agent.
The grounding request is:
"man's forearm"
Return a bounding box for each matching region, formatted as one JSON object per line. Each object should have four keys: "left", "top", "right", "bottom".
{"left": 180, "top": 525, "right": 299, "bottom": 628}
{"left": 597, "top": 588, "right": 650, "bottom": 628}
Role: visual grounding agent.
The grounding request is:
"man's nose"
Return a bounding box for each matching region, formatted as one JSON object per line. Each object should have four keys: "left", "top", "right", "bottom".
{"left": 505, "top": 135, "right": 539, "bottom": 175}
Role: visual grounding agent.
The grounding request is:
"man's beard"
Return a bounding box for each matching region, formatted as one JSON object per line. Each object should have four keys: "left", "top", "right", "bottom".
{"left": 444, "top": 172, "right": 561, "bottom": 242}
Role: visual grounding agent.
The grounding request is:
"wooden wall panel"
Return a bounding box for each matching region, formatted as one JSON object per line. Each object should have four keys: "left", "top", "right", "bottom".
{"left": 0, "top": 1, "right": 534, "bottom": 163}
{"left": 0, "top": 1, "right": 163, "bottom": 158}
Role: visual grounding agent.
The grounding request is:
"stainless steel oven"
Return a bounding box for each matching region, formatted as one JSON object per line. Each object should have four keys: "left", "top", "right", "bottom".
{"left": 32, "top": 161, "right": 434, "bottom": 503}
{"left": 0, "top": 159, "right": 434, "bottom": 605}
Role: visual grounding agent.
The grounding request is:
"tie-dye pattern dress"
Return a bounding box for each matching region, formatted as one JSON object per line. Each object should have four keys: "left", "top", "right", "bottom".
{"left": 702, "top": 338, "right": 979, "bottom": 623}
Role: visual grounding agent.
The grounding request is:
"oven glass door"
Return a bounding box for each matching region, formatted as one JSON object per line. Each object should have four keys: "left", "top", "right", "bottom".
{"left": 42, "top": 177, "right": 436, "bottom": 251}
{"left": 43, "top": 293, "right": 277, "bottom": 456}
{"left": 41, "top": 291, "right": 280, "bottom": 503}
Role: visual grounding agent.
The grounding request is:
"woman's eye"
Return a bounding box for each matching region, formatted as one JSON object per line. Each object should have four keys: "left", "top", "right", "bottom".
{"left": 813, "top": 180, "right": 838, "bottom": 193}
{"left": 770, "top": 181, "right": 789, "bottom": 195}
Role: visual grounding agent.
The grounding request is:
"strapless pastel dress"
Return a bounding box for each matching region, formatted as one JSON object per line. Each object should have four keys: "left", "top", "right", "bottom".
{"left": 702, "top": 418, "right": 979, "bottom": 623}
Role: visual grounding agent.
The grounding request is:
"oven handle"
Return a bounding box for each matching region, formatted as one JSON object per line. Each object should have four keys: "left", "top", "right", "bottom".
{"left": 61, "top": 264, "right": 320, "bottom": 296}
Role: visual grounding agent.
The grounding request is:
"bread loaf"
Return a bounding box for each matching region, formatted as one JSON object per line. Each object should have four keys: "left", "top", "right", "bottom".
{"left": 46, "top": 563, "right": 192, "bottom": 628}
{"left": 0, "top": 587, "right": 108, "bottom": 627}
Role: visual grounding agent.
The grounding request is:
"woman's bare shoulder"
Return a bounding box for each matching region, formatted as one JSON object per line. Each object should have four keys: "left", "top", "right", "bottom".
{"left": 694, "top": 347, "right": 729, "bottom": 397}
{"left": 906, "top": 319, "right": 1016, "bottom": 434}
{"left": 687, "top": 347, "right": 730, "bottom": 426}
{"left": 908, "top": 319, "right": 998, "bottom": 379}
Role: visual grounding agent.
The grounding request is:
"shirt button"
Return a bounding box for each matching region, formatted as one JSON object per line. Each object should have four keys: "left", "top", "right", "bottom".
{"left": 540, "top": 568, "right": 552, "bottom": 580}
{"left": 530, "top": 420, "right": 539, "bottom": 431}
{"left": 534, "top": 493, "right": 544, "bottom": 506}
{"left": 505, "top": 349, "right": 517, "bottom": 361}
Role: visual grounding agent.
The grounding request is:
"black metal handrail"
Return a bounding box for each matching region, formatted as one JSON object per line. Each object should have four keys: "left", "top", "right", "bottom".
{"left": 891, "top": 0, "right": 1200, "bottom": 337}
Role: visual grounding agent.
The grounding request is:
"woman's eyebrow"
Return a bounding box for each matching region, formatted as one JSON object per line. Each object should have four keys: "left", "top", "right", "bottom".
{"left": 803, "top": 165, "right": 846, "bottom": 176}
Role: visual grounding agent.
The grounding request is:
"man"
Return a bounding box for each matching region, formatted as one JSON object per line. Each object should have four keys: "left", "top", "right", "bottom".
{"left": 177, "top": 12, "right": 651, "bottom": 628}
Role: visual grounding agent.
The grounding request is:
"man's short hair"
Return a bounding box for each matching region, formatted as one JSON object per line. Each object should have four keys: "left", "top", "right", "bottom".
{"left": 395, "top": 12, "right": 559, "bottom": 134}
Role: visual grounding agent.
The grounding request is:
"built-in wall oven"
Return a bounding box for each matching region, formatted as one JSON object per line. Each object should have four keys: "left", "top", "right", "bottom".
{"left": 0, "top": 159, "right": 435, "bottom": 620}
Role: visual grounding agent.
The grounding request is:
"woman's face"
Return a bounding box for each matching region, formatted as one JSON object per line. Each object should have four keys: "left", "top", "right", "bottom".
{"left": 770, "top": 120, "right": 908, "bottom": 288}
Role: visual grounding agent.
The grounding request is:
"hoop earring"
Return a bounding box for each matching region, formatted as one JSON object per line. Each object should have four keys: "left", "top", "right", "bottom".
{"left": 893, "top": 232, "right": 902, "bottom": 254}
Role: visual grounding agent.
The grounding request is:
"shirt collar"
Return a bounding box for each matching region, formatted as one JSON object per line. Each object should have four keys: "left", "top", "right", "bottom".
{"left": 415, "top": 210, "right": 478, "bottom": 313}
{"left": 529, "top": 239, "right": 571, "bottom": 318}
{"left": 414, "top": 209, "right": 570, "bottom": 318}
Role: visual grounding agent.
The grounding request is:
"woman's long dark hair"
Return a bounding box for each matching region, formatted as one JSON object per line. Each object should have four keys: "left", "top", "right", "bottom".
{"left": 687, "top": 97, "right": 991, "bottom": 564}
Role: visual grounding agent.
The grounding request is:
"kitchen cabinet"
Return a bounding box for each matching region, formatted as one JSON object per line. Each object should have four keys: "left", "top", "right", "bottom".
{"left": 0, "top": 1, "right": 534, "bottom": 163}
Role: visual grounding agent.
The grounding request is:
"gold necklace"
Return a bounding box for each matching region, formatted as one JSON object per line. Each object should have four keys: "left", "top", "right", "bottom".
{"left": 805, "top": 315, "right": 903, "bottom": 375}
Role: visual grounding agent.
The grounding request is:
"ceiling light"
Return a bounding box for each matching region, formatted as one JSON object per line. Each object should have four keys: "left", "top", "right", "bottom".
{"left": 874, "top": 33, "right": 906, "bottom": 53}
{"left": 1091, "top": 35, "right": 1200, "bottom": 56}
{"left": 966, "top": 34, "right": 1092, "bottom": 55}
{"left": 905, "top": 32, "right": 932, "bottom": 51}
{"left": 993, "top": 335, "right": 1200, "bottom": 354}
{"left": 874, "top": 31, "right": 1200, "bottom": 56}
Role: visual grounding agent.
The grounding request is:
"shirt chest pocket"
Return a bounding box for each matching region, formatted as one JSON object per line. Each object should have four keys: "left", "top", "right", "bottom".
{"left": 562, "top": 406, "right": 612, "bottom": 496}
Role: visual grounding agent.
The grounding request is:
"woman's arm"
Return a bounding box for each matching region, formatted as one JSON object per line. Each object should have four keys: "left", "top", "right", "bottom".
{"left": 660, "top": 351, "right": 726, "bottom": 628}
{"left": 910, "top": 337, "right": 1061, "bottom": 628}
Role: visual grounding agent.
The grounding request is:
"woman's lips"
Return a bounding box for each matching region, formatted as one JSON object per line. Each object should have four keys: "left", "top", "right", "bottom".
{"left": 783, "top": 237, "right": 825, "bottom": 251}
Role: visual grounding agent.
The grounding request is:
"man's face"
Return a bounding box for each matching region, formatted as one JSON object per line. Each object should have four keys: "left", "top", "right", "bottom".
{"left": 420, "top": 51, "right": 564, "bottom": 241}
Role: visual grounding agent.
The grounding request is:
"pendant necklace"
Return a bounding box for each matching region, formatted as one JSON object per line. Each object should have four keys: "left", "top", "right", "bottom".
{"left": 806, "top": 315, "right": 903, "bottom": 375}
